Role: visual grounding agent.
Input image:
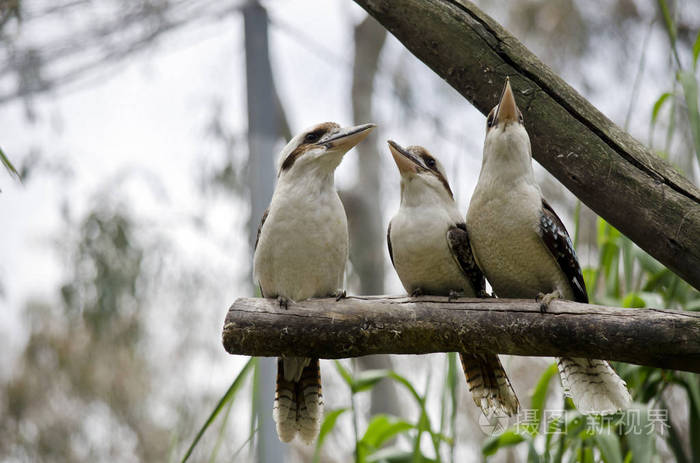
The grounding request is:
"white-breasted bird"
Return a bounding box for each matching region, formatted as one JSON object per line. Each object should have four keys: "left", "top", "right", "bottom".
{"left": 466, "top": 78, "right": 632, "bottom": 415}
{"left": 386, "top": 140, "right": 520, "bottom": 417}
{"left": 253, "top": 121, "right": 375, "bottom": 443}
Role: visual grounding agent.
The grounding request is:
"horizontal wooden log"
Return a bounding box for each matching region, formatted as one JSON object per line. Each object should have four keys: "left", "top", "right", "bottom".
{"left": 222, "top": 296, "right": 700, "bottom": 373}
{"left": 353, "top": 0, "right": 700, "bottom": 290}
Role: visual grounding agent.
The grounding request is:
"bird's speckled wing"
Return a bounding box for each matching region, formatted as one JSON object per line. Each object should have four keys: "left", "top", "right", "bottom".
{"left": 446, "top": 223, "right": 486, "bottom": 297}
{"left": 538, "top": 199, "right": 588, "bottom": 303}
{"left": 254, "top": 208, "right": 269, "bottom": 252}
{"left": 254, "top": 208, "right": 269, "bottom": 296}
{"left": 387, "top": 221, "right": 395, "bottom": 268}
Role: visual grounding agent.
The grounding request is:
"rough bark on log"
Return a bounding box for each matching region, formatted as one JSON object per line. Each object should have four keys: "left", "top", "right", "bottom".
{"left": 222, "top": 296, "right": 700, "bottom": 373}
{"left": 353, "top": 0, "right": 700, "bottom": 289}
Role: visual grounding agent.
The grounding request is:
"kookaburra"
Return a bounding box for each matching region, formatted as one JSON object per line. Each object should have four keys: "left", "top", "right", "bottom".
{"left": 386, "top": 140, "right": 520, "bottom": 417}
{"left": 253, "top": 121, "right": 375, "bottom": 443}
{"left": 466, "top": 78, "right": 632, "bottom": 414}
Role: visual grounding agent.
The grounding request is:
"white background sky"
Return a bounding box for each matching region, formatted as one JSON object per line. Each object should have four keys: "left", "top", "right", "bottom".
{"left": 0, "top": 0, "right": 695, "bottom": 460}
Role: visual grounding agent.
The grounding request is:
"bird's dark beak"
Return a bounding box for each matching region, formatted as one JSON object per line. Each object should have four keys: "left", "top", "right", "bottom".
{"left": 388, "top": 140, "right": 421, "bottom": 174}
{"left": 495, "top": 77, "right": 519, "bottom": 124}
{"left": 323, "top": 123, "right": 376, "bottom": 151}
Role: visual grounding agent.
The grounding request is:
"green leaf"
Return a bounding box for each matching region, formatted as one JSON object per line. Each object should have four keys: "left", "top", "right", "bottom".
{"left": 622, "top": 293, "right": 646, "bottom": 308}
{"left": 0, "top": 146, "right": 20, "bottom": 181}
{"left": 387, "top": 371, "right": 424, "bottom": 405}
{"left": 526, "top": 440, "right": 540, "bottom": 462}
{"left": 594, "top": 430, "right": 623, "bottom": 463}
{"left": 334, "top": 360, "right": 354, "bottom": 387}
{"left": 693, "top": 30, "right": 700, "bottom": 69}
{"left": 582, "top": 268, "right": 597, "bottom": 297}
{"left": 657, "top": 0, "right": 680, "bottom": 67}
{"left": 181, "top": 357, "right": 256, "bottom": 463}
{"left": 621, "top": 237, "right": 634, "bottom": 291}
{"left": 362, "top": 414, "right": 414, "bottom": 449}
{"left": 353, "top": 369, "right": 392, "bottom": 393}
{"left": 482, "top": 429, "right": 526, "bottom": 456}
{"left": 678, "top": 71, "right": 700, "bottom": 164}
{"left": 651, "top": 92, "right": 672, "bottom": 124}
{"left": 529, "top": 363, "right": 559, "bottom": 434}
{"left": 366, "top": 446, "right": 437, "bottom": 463}
{"left": 565, "top": 413, "right": 587, "bottom": 438}
{"left": 313, "top": 408, "right": 349, "bottom": 463}
{"left": 544, "top": 411, "right": 566, "bottom": 458}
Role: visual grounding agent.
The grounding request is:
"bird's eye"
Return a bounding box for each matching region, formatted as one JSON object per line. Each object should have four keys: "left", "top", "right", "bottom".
{"left": 305, "top": 132, "right": 321, "bottom": 143}
{"left": 487, "top": 114, "right": 495, "bottom": 128}
{"left": 425, "top": 158, "right": 436, "bottom": 169}
{"left": 518, "top": 111, "right": 524, "bottom": 123}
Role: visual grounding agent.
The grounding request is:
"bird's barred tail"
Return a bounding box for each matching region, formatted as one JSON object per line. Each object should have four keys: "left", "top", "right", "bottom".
{"left": 557, "top": 357, "right": 632, "bottom": 415}
{"left": 460, "top": 353, "right": 520, "bottom": 416}
{"left": 273, "top": 357, "right": 323, "bottom": 444}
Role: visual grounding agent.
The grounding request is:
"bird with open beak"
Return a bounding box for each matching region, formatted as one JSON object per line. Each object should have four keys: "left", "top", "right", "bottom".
{"left": 467, "top": 77, "right": 632, "bottom": 414}
{"left": 253, "top": 121, "right": 376, "bottom": 443}
{"left": 386, "top": 140, "right": 520, "bottom": 417}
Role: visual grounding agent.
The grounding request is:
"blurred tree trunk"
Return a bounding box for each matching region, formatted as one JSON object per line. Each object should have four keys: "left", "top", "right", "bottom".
{"left": 243, "top": 1, "right": 285, "bottom": 461}
{"left": 345, "top": 14, "right": 401, "bottom": 417}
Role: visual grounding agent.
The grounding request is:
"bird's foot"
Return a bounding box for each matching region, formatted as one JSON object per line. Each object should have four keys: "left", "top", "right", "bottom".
{"left": 410, "top": 288, "right": 423, "bottom": 297}
{"left": 448, "top": 289, "right": 464, "bottom": 301}
{"left": 277, "top": 296, "right": 290, "bottom": 310}
{"left": 536, "top": 290, "right": 561, "bottom": 313}
{"left": 333, "top": 289, "right": 347, "bottom": 301}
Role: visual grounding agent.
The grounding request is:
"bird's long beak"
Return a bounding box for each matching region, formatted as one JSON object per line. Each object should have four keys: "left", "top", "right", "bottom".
{"left": 323, "top": 123, "right": 376, "bottom": 151}
{"left": 495, "top": 77, "right": 519, "bottom": 124}
{"left": 388, "top": 140, "right": 421, "bottom": 174}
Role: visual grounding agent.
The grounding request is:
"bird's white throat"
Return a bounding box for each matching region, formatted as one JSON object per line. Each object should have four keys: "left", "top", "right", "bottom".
{"left": 480, "top": 123, "right": 536, "bottom": 189}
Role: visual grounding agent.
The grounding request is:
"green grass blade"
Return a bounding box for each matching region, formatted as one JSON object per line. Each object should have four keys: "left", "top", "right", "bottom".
{"left": 693, "top": 31, "right": 700, "bottom": 70}
{"left": 353, "top": 369, "right": 393, "bottom": 393}
{"left": 180, "top": 357, "right": 256, "bottom": 463}
{"left": 678, "top": 71, "right": 700, "bottom": 164}
{"left": 529, "top": 363, "right": 559, "bottom": 434}
{"left": 334, "top": 359, "right": 354, "bottom": 387}
{"left": 207, "top": 392, "right": 236, "bottom": 463}
{"left": 482, "top": 429, "right": 526, "bottom": 457}
{"left": 230, "top": 426, "right": 259, "bottom": 462}
{"left": 249, "top": 358, "right": 261, "bottom": 456}
{"left": 682, "top": 372, "right": 700, "bottom": 462}
{"left": 594, "top": 430, "right": 623, "bottom": 463}
{"left": 362, "top": 414, "right": 414, "bottom": 450}
{"left": 0, "top": 146, "right": 20, "bottom": 181}
{"left": 651, "top": 92, "right": 672, "bottom": 125}
{"left": 657, "top": 0, "right": 682, "bottom": 68}
{"left": 625, "top": 406, "right": 654, "bottom": 463}
{"left": 387, "top": 371, "right": 424, "bottom": 405}
{"left": 313, "top": 408, "right": 349, "bottom": 463}
{"left": 446, "top": 353, "right": 458, "bottom": 463}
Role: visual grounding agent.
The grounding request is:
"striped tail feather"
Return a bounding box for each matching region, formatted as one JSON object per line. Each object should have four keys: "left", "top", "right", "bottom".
{"left": 557, "top": 357, "right": 632, "bottom": 415}
{"left": 273, "top": 357, "right": 323, "bottom": 444}
{"left": 460, "top": 352, "right": 520, "bottom": 416}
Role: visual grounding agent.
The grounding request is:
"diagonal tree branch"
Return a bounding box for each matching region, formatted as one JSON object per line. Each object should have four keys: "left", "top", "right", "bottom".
{"left": 222, "top": 296, "right": 700, "bottom": 374}
{"left": 353, "top": 0, "right": 700, "bottom": 289}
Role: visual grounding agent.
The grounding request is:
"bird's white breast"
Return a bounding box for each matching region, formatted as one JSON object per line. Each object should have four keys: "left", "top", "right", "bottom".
{"left": 254, "top": 180, "right": 348, "bottom": 301}
{"left": 390, "top": 202, "right": 475, "bottom": 296}
{"left": 467, "top": 179, "right": 573, "bottom": 300}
